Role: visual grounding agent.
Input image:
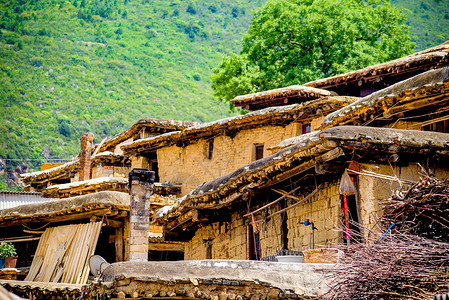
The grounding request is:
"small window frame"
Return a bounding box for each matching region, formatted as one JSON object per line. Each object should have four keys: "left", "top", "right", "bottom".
{"left": 302, "top": 123, "right": 311, "bottom": 134}
{"left": 253, "top": 143, "right": 264, "bottom": 161}
{"left": 207, "top": 139, "right": 214, "bottom": 160}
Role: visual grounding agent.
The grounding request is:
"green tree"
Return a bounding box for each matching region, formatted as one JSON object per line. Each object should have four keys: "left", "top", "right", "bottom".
{"left": 211, "top": 0, "right": 414, "bottom": 105}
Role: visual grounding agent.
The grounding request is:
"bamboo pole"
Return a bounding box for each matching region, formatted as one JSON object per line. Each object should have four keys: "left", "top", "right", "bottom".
{"left": 251, "top": 186, "right": 322, "bottom": 224}
{"left": 243, "top": 184, "right": 304, "bottom": 217}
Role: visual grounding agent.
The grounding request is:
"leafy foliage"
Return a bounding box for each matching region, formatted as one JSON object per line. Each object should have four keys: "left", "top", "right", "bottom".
{"left": 0, "top": 242, "right": 17, "bottom": 258}
{"left": 0, "top": 0, "right": 265, "bottom": 189}
{"left": 211, "top": 0, "right": 415, "bottom": 104}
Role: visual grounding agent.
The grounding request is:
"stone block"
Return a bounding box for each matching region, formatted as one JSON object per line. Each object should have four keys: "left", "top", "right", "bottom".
{"left": 129, "top": 243, "right": 148, "bottom": 253}
{"left": 129, "top": 237, "right": 148, "bottom": 245}
{"left": 133, "top": 223, "right": 150, "bottom": 231}
{"left": 130, "top": 215, "right": 149, "bottom": 223}
{"left": 129, "top": 252, "right": 148, "bottom": 261}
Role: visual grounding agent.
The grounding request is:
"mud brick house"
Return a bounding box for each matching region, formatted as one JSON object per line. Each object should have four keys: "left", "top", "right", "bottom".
{"left": 122, "top": 96, "right": 355, "bottom": 195}
{"left": 149, "top": 46, "right": 449, "bottom": 260}
{"left": 21, "top": 118, "right": 199, "bottom": 192}
{"left": 152, "top": 125, "right": 449, "bottom": 260}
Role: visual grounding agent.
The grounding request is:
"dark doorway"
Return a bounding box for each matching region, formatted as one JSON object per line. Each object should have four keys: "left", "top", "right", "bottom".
{"left": 247, "top": 225, "right": 261, "bottom": 260}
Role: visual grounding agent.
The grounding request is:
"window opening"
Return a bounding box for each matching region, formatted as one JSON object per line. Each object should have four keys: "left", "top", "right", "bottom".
{"left": 247, "top": 224, "right": 261, "bottom": 260}
{"left": 423, "top": 118, "right": 449, "bottom": 133}
{"left": 207, "top": 140, "right": 214, "bottom": 160}
{"left": 254, "top": 144, "right": 264, "bottom": 161}
{"left": 302, "top": 123, "right": 311, "bottom": 134}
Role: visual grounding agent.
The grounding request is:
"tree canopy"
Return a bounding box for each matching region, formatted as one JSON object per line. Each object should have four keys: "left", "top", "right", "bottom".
{"left": 211, "top": 0, "right": 415, "bottom": 106}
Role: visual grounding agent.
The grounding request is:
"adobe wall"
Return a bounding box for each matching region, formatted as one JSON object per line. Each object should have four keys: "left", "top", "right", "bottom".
{"left": 357, "top": 162, "right": 449, "bottom": 232}
{"left": 91, "top": 165, "right": 131, "bottom": 179}
{"left": 185, "top": 160, "right": 449, "bottom": 261}
{"left": 184, "top": 182, "right": 342, "bottom": 260}
{"left": 286, "top": 181, "right": 342, "bottom": 251}
{"left": 156, "top": 123, "right": 302, "bottom": 195}
{"left": 185, "top": 211, "right": 247, "bottom": 260}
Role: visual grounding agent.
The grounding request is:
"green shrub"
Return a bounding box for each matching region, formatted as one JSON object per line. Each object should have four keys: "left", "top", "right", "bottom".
{"left": 0, "top": 243, "right": 16, "bottom": 258}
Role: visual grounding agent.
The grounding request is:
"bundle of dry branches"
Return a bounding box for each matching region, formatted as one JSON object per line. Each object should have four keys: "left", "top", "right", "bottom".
{"left": 322, "top": 232, "right": 449, "bottom": 299}
{"left": 322, "top": 174, "right": 449, "bottom": 299}
{"left": 382, "top": 174, "right": 449, "bottom": 242}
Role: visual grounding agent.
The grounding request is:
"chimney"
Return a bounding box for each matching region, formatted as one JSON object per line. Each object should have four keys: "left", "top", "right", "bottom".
{"left": 79, "top": 133, "right": 94, "bottom": 181}
{"left": 128, "top": 168, "right": 155, "bottom": 261}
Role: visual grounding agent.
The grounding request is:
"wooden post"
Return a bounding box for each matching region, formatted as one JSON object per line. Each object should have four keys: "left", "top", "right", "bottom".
{"left": 124, "top": 217, "right": 130, "bottom": 261}
{"left": 343, "top": 195, "right": 350, "bottom": 245}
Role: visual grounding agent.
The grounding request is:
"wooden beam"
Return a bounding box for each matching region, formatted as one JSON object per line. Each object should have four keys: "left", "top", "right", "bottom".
{"left": 148, "top": 243, "right": 185, "bottom": 252}
{"left": 167, "top": 210, "right": 194, "bottom": 231}
{"left": 243, "top": 184, "right": 304, "bottom": 217}
{"left": 251, "top": 186, "right": 322, "bottom": 224}
{"left": 0, "top": 237, "right": 41, "bottom": 243}
{"left": 383, "top": 93, "right": 449, "bottom": 118}
{"left": 90, "top": 216, "right": 124, "bottom": 228}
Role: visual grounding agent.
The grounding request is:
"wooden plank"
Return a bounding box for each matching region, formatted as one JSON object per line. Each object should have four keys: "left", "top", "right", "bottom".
{"left": 148, "top": 243, "right": 185, "bottom": 252}
{"left": 61, "top": 224, "right": 84, "bottom": 283}
{"left": 115, "top": 228, "right": 124, "bottom": 262}
{"left": 78, "top": 222, "right": 102, "bottom": 284}
{"left": 71, "top": 223, "right": 90, "bottom": 284}
{"left": 91, "top": 216, "right": 123, "bottom": 228}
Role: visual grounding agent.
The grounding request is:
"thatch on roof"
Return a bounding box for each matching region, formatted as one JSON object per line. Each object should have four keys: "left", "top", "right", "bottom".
{"left": 0, "top": 191, "right": 129, "bottom": 226}
{"left": 304, "top": 41, "right": 449, "bottom": 89}
{"left": 231, "top": 85, "right": 336, "bottom": 110}
{"left": 99, "top": 118, "right": 201, "bottom": 153}
{"left": 42, "top": 177, "right": 129, "bottom": 198}
{"left": 41, "top": 177, "right": 179, "bottom": 203}
{"left": 91, "top": 151, "right": 130, "bottom": 165}
{"left": 20, "top": 158, "right": 80, "bottom": 185}
{"left": 321, "top": 66, "right": 449, "bottom": 128}
{"left": 153, "top": 126, "right": 449, "bottom": 226}
{"left": 122, "top": 97, "right": 355, "bottom": 155}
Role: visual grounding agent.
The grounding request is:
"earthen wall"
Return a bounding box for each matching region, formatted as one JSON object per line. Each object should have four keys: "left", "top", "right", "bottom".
{"left": 185, "top": 182, "right": 343, "bottom": 260}
{"left": 91, "top": 165, "right": 131, "bottom": 179}
{"left": 155, "top": 123, "right": 302, "bottom": 195}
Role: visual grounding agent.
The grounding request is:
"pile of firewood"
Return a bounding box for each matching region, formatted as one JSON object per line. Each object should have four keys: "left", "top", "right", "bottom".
{"left": 382, "top": 174, "right": 449, "bottom": 242}
{"left": 322, "top": 174, "right": 449, "bottom": 299}
{"left": 322, "top": 232, "right": 449, "bottom": 299}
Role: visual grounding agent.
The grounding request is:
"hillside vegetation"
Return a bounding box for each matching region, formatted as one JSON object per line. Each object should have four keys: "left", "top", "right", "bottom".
{"left": 392, "top": 0, "right": 449, "bottom": 50}
{"left": 0, "top": 0, "right": 265, "bottom": 188}
{"left": 0, "top": 0, "right": 448, "bottom": 189}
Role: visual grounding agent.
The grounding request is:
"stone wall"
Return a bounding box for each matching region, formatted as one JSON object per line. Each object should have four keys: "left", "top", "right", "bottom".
{"left": 156, "top": 123, "right": 301, "bottom": 195}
